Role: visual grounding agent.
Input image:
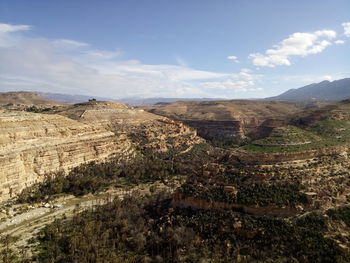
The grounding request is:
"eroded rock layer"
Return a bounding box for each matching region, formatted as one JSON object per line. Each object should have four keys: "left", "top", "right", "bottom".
{"left": 58, "top": 101, "right": 204, "bottom": 152}
{"left": 145, "top": 100, "right": 302, "bottom": 142}
{"left": 0, "top": 110, "right": 133, "bottom": 202}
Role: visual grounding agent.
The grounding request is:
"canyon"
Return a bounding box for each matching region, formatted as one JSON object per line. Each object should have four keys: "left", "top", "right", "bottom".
{"left": 145, "top": 100, "right": 304, "bottom": 142}
{"left": 1, "top": 92, "right": 350, "bottom": 261}
{"left": 0, "top": 94, "right": 202, "bottom": 203}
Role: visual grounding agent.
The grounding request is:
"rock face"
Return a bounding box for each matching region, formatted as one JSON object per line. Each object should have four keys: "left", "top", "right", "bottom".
{"left": 59, "top": 100, "right": 159, "bottom": 130}
{"left": 58, "top": 101, "right": 204, "bottom": 152}
{"left": 145, "top": 100, "right": 302, "bottom": 142}
{"left": 0, "top": 100, "right": 204, "bottom": 202}
{"left": 0, "top": 110, "right": 133, "bottom": 202}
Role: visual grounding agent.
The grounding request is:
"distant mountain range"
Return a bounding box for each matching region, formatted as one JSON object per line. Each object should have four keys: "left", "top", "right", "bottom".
{"left": 267, "top": 78, "right": 350, "bottom": 101}
{"left": 37, "top": 92, "right": 114, "bottom": 104}
{"left": 2, "top": 77, "right": 349, "bottom": 106}
{"left": 119, "top": 97, "right": 219, "bottom": 106}
{"left": 0, "top": 91, "right": 63, "bottom": 105}
{"left": 38, "top": 92, "right": 218, "bottom": 106}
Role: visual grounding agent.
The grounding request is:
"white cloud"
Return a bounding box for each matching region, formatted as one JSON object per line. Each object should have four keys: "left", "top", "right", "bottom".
{"left": 201, "top": 69, "right": 260, "bottom": 92}
{"left": 201, "top": 79, "right": 254, "bottom": 91}
{"left": 52, "top": 39, "right": 89, "bottom": 49}
{"left": 322, "top": 75, "right": 333, "bottom": 81}
{"left": 0, "top": 23, "right": 31, "bottom": 33}
{"left": 227, "top": 55, "right": 239, "bottom": 63}
{"left": 0, "top": 23, "right": 238, "bottom": 98}
{"left": 343, "top": 22, "right": 350, "bottom": 37}
{"left": 335, "top": 39, "right": 345, "bottom": 45}
{"left": 84, "top": 49, "right": 122, "bottom": 60}
{"left": 0, "top": 23, "right": 32, "bottom": 48}
{"left": 249, "top": 29, "right": 337, "bottom": 67}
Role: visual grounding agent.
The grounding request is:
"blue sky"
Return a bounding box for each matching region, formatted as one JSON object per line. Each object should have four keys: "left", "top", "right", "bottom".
{"left": 0, "top": 0, "right": 349, "bottom": 99}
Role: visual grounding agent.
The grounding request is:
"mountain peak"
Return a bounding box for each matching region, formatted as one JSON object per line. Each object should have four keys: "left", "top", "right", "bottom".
{"left": 267, "top": 78, "right": 350, "bottom": 102}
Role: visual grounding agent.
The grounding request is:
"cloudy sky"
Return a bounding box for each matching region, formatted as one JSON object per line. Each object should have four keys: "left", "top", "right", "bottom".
{"left": 0, "top": 0, "right": 349, "bottom": 99}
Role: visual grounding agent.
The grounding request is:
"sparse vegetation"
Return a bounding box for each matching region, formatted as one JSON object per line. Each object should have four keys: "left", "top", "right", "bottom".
{"left": 237, "top": 183, "right": 307, "bottom": 206}
{"left": 179, "top": 183, "right": 308, "bottom": 206}
{"left": 29, "top": 194, "right": 350, "bottom": 262}
{"left": 17, "top": 153, "right": 176, "bottom": 203}
{"left": 25, "top": 106, "right": 54, "bottom": 113}
{"left": 5, "top": 93, "right": 350, "bottom": 262}
{"left": 327, "top": 206, "right": 350, "bottom": 227}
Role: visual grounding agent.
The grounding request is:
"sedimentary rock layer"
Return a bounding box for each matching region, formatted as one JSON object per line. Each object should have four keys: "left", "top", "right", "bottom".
{"left": 145, "top": 100, "right": 301, "bottom": 141}
{"left": 0, "top": 111, "right": 133, "bottom": 202}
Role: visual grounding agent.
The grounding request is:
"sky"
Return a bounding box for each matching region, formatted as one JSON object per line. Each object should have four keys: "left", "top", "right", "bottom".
{"left": 0, "top": 0, "right": 349, "bottom": 99}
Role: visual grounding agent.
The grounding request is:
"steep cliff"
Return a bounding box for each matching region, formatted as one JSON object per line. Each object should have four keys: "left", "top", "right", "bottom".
{"left": 0, "top": 110, "right": 134, "bottom": 202}
{"left": 58, "top": 100, "right": 204, "bottom": 152}
{"left": 145, "top": 100, "right": 302, "bottom": 142}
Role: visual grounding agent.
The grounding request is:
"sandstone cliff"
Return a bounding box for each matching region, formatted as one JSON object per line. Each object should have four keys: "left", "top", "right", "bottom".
{"left": 0, "top": 100, "right": 204, "bottom": 202}
{"left": 0, "top": 110, "right": 133, "bottom": 202}
{"left": 145, "top": 100, "right": 302, "bottom": 142}
{"left": 58, "top": 101, "right": 204, "bottom": 152}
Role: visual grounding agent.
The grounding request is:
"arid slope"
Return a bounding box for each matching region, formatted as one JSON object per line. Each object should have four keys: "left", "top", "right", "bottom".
{"left": 0, "top": 91, "right": 63, "bottom": 106}
{"left": 58, "top": 100, "right": 203, "bottom": 152}
{"left": 145, "top": 100, "right": 302, "bottom": 142}
{"left": 0, "top": 110, "right": 133, "bottom": 202}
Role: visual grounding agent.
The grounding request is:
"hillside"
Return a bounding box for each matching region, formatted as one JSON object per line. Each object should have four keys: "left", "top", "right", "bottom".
{"left": 38, "top": 92, "right": 114, "bottom": 104}
{"left": 2, "top": 98, "right": 350, "bottom": 261}
{"left": 0, "top": 110, "right": 133, "bottom": 202}
{"left": 58, "top": 100, "right": 203, "bottom": 153}
{"left": 120, "top": 97, "right": 219, "bottom": 106}
{"left": 233, "top": 99, "right": 350, "bottom": 162}
{"left": 268, "top": 78, "right": 350, "bottom": 101}
{"left": 0, "top": 91, "right": 62, "bottom": 106}
{"left": 145, "top": 100, "right": 303, "bottom": 144}
{"left": 0, "top": 99, "right": 203, "bottom": 203}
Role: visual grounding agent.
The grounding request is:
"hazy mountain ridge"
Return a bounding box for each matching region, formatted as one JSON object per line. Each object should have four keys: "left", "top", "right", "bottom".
{"left": 38, "top": 92, "right": 115, "bottom": 104}
{"left": 268, "top": 78, "right": 350, "bottom": 101}
{"left": 2, "top": 77, "right": 350, "bottom": 107}
{"left": 37, "top": 92, "right": 220, "bottom": 106}
{"left": 0, "top": 91, "right": 62, "bottom": 106}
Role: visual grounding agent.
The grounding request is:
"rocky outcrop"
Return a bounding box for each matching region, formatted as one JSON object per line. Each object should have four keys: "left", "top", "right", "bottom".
{"left": 58, "top": 101, "right": 204, "bottom": 152}
{"left": 145, "top": 100, "right": 302, "bottom": 142}
{"left": 0, "top": 101, "right": 205, "bottom": 202}
{"left": 184, "top": 120, "right": 246, "bottom": 141}
{"left": 0, "top": 110, "right": 134, "bottom": 202}
{"left": 255, "top": 119, "right": 288, "bottom": 139}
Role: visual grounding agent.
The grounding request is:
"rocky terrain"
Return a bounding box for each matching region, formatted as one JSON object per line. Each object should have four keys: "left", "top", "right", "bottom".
{"left": 0, "top": 92, "right": 64, "bottom": 112}
{"left": 165, "top": 99, "right": 350, "bottom": 259}
{"left": 57, "top": 100, "right": 203, "bottom": 153}
{"left": 1, "top": 92, "right": 350, "bottom": 262}
{"left": 0, "top": 96, "right": 202, "bottom": 203}
{"left": 0, "top": 110, "right": 133, "bottom": 202}
{"left": 175, "top": 99, "right": 350, "bottom": 206}
{"left": 145, "top": 100, "right": 303, "bottom": 144}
